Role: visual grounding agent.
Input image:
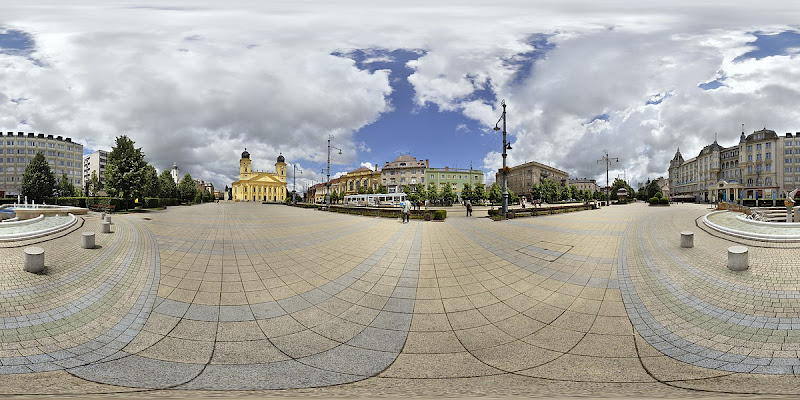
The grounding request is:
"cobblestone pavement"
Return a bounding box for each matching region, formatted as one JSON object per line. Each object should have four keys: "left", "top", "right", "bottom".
{"left": 6, "top": 202, "right": 800, "bottom": 397}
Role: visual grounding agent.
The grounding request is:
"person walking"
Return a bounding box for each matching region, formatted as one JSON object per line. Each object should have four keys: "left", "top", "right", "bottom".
{"left": 466, "top": 199, "right": 472, "bottom": 217}
{"left": 402, "top": 200, "right": 411, "bottom": 223}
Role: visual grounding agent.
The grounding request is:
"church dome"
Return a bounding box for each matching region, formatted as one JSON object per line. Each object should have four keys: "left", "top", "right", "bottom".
{"left": 241, "top": 149, "right": 250, "bottom": 159}
{"left": 277, "top": 153, "right": 285, "bottom": 163}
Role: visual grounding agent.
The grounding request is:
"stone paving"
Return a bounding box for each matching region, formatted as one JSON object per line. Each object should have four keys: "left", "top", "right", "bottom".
{"left": 5, "top": 202, "right": 800, "bottom": 397}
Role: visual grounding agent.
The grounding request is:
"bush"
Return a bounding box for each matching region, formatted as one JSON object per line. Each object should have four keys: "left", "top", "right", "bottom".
{"left": 488, "top": 209, "right": 499, "bottom": 217}
{"left": 424, "top": 211, "right": 432, "bottom": 221}
{"left": 648, "top": 197, "right": 659, "bottom": 205}
{"left": 659, "top": 198, "right": 669, "bottom": 205}
{"left": 655, "top": 192, "right": 663, "bottom": 199}
{"left": 143, "top": 197, "right": 162, "bottom": 208}
{"left": 87, "top": 197, "right": 124, "bottom": 210}
{"left": 433, "top": 210, "right": 447, "bottom": 220}
{"left": 45, "top": 197, "right": 87, "bottom": 207}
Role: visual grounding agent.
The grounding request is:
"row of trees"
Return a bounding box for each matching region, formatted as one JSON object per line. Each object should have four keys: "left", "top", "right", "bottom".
{"left": 21, "top": 136, "right": 214, "bottom": 208}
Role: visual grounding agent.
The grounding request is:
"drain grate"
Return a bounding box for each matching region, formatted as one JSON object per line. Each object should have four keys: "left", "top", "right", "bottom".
{"left": 516, "top": 241, "right": 572, "bottom": 262}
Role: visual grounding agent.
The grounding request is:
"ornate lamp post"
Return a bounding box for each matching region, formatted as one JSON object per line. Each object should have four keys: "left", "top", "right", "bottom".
{"left": 326, "top": 135, "right": 342, "bottom": 209}
{"left": 597, "top": 150, "right": 619, "bottom": 205}
{"left": 493, "top": 100, "right": 512, "bottom": 216}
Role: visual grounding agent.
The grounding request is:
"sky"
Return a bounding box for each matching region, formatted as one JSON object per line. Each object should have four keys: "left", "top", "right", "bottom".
{"left": 3, "top": 1, "right": 800, "bottom": 192}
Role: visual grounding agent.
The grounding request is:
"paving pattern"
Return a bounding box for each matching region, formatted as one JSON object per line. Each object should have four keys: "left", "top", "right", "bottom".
{"left": 5, "top": 202, "right": 800, "bottom": 397}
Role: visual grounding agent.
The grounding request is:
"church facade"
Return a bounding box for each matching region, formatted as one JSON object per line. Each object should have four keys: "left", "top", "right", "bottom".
{"left": 231, "top": 149, "right": 287, "bottom": 202}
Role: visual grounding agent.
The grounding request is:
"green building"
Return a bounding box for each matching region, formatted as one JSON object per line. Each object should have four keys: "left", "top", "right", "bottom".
{"left": 426, "top": 167, "right": 485, "bottom": 201}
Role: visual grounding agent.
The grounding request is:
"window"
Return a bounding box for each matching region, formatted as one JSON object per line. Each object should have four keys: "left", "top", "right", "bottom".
{"left": 787, "top": 158, "right": 793, "bottom": 163}
{"left": 766, "top": 164, "right": 771, "bottom": 172}
{"left": 747, "top": 145, "right": 752, "bottom": 151}
{"left": 17, "top": 157, "right": 24, "bottom": 163}
{"left": 766, "top": 143, "right": 771, "bottom": 149}
{"left": 28, "top": 141, "right": 34, "bottom": 146}
{"left": 766, "top": 152, "right": 771, "bottom": 159}
{"left": 748, "top": 155, "right": 752, "bottom": 161}
{"left": 28, "top": 149, "right": 34, "bottom": 154}
{"left": 748, "top": 166, "right": 753, "bottom": 173}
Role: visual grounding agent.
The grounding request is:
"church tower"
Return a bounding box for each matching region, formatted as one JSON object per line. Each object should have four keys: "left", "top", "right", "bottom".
{"left": 275, "top": 153, "right": 286, "bottom": 177}
{"left": 240, "top": 149, "right": 252, "bottom": 178}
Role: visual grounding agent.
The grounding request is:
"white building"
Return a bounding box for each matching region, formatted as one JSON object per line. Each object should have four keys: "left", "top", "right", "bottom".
{"left": 0, "top": 132, "right": 83, "bottom": 197}
{"left": 83, "top": 150, "right": 108, "bottom": 195}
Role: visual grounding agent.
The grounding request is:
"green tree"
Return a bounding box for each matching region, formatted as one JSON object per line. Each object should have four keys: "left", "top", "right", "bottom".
{"left": 141, "top": 164, "right": 160, "bottom": 198}
{"left": 357, "top": 185, "right": 367, "bottom": 194}
{"left": 178, "top": 173, "right": 197, "bottom": 204}
{"left": 21, "top": 153, "right": 56, "bottom": 204}
{"left": 105, "top": 136, "right": 147, "bottom": 210}
{"left": 488, "top": 183, "right": 502, "bottom": 205}
{"left": 377, "top": 184, "right": 387, "bottom": 194}
{"left": 529, "top": 183, "right": 541, "bottom": 202}
{"left": 461, "top": 183, "right": 473, "bottom": 203}
{"left": 508, "top": 188, "right": 517, "bottom": 204}
{"left": 441, "top": 183, "right": 455, "bottom": 205}
{"left": 609, "top": 178, "right": 634, "bottom": 201}
{"left": 158, "top": 170, "right": 178, "bottom": 198}
{"left": 426, "top": 183, "right": 439, "bottom": 205}
{"left": 645, "top": 180, "right": 661, "bottom": 200}
{"left": 89, "top": 170, "right": 100, "bottom": 197}
{"left": 57, "top": 173, "right": 76, "bottom": 197}
{"left": 366, "top": 185, "right": 374, "bottom": 194}
{"left": 473, "top": 183, "right": 486, "bottom": 203}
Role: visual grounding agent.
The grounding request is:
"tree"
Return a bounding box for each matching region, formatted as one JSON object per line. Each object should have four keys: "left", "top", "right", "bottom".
{"left": 141, "top": 164, "right": 160, "bottom": 198}
{"left": 508, "top": 188, "right": 518, "bottom": 204}
{"left": 357, "top": 185, "right": 367, "bottom": 194}
{"left": 645, "top": 180, "right": 661, "bottom": 200}
{"left": 530, "top": 183, "right": 542, "bottom": 202}
{"left": 105, "top": 136, "right": 147, "bottom": 210}
{"left": 473, "top": 183, "right": 486, "bottom": 203}
{"left": 609, "top": 177, "right": 634, "bottom": 201}
{"left": 21, "top": 153, "right": 56, "bottom": 203}
{"left": 57, "top": 173, "right": 77, "bottom": 197}
{"left": 89, "top": 170, "right": 100, "bottom": 197}
{"left": 377, "top": 184, "right": 387, "bottom": 194}
{"left": 441, "top": 183, "right": 455, "bottom": 205}
{"left": 488, "top": 183, "right": 502, "bottom": 205}
{"left": 461, "top": 183, "right": 473, "bottom": 203}
{"left": 178, "top": 173, "right": 197, "bottom": 204}
{"left": 426, "top": 183, "right": 439, "bottom": 204}
{"left": 366, "top": 185, "right": 374, "bottom": 194}
{"left": 158, "top": 170, "right": 178, "bottom": 198}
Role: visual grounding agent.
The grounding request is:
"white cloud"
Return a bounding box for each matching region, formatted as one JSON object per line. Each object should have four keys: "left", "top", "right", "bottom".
{"left": 3, "top": 1, "right": 800, "bottom": 190}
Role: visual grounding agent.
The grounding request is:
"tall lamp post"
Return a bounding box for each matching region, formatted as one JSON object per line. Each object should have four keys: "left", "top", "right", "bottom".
{"left": 493, "top": 100, "right": 512, "bottom": 216}
{"left": 326, "top": 135, "right": 342, "bottom": 209}
{"left": 597, "top": 150, "right": 619, "bottom": 205}
{"left": 292, "top": 165, "right": 302, "bottom": 205}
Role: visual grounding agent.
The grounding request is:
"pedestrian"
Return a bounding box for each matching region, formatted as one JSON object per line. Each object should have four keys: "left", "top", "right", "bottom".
{"left": 466, "top": 199, "right": 472, "bottom": 217}
{"left": 402, "top": 200, "right": 410, "bottom": 223}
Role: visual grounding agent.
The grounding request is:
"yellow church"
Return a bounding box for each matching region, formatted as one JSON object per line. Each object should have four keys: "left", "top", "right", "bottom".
{"left": 231, "top": 149, "right": 288, "bottom": 202}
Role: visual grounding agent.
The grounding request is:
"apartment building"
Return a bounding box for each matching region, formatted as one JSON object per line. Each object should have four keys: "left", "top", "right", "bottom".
{"left": 425, "top": 167, "right": 484, "bottom": 200}
{"left": 496, "top": 160, "right": 569, "bottom": 196}
{"left": 83, "top": 150, "right": 108, "bottom": 195}
{"left": 0, "top": 132, "right": 83, "bottom": 197}
{"left": 568, "top": 178, "right": 600, "bottom": 193}
{"left": 381, "top": 155, "right": 429, "bottom": 193}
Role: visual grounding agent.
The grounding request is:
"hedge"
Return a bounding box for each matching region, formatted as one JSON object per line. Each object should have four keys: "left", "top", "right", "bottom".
{"left": 45, "top": 197, "right": 88, "bottom": 207}
{"left": 433, "top": 210, "right": 447, "bottom": 220}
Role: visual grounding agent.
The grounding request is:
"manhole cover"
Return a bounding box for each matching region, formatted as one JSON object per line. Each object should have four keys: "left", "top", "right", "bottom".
{"left": 516, "top": 241, "right": 572, "bottom": 262}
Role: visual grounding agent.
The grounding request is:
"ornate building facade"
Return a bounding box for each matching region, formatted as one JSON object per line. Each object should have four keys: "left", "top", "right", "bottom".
{"left": 231, "top": 150, "right": 287, "bottom": 202}
{"left": 668, "top": 128, "right": 799, "bottom": 203}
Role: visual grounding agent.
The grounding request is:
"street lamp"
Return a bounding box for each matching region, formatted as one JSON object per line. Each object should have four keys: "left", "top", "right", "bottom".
{"left": 597, "top": 150, "right": 619, "bottom": 205}
{"left": 493, "top": 100, "right": 512, "bottom": 216}
{"left": 293, "top": 164, "right": 302, "bottom": 205}
{"left": 326, "top": 135, "right": 342, "bottom": 209}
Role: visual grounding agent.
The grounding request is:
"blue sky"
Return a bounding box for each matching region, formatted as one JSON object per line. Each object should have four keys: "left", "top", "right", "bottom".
{"left": 3, "top": 2, "right": 800, "bottom": 192}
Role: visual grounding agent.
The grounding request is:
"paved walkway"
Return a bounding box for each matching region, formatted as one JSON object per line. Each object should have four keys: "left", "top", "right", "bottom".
{"left": 3, "top": 202, "right": 800, "bottom": 397}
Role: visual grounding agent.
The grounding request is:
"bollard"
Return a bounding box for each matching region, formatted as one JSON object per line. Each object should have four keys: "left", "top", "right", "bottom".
{"left": 82, "top": 232, "right": 96, "bottom": 249}
{"left": 728, "top": 246, "right": 748, "bottom": 271}
{"left": 24, "top": 247, "right": 45, "bottom": 273}
{"left": 104, "top": 215, "right": 111, "bottom": 223}
{"left": 102, "top": 221, "right": 111, "bottom": 234}
{"left": 680, "top": 231, "right": 694, "bottom": 248}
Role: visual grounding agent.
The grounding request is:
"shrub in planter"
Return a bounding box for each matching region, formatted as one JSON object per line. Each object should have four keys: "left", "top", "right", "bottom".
{"left": 488, "top": 209, "right": 499, "bottom": 217}
{"left": 507, "top": 211, "right": 515, "bottom": 219}
{"left": 424, "top": 212, "right": 432, "bottom": 221}
{"left": 433, "top": 210, "right": 447, "bottom": 220}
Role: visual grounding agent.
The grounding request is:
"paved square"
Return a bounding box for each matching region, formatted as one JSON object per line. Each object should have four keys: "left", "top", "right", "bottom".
{"left": 3, "top": 202, "right": 800, "bottom": 397}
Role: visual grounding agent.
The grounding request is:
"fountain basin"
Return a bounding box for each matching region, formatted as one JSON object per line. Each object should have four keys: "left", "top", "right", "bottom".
{"left": 704, "top": 210, "right": 800, "bottom": 242}
{"left": 0, "top": 204, "right": 88, "bottom": 220}
{"left": 0, "top": 213, "right": 78, "bottom": 241}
